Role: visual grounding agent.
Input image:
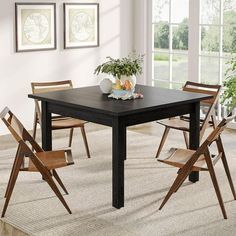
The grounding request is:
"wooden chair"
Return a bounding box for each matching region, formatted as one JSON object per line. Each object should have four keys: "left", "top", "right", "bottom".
{"left": 155, "top": 81, "right": 221, "bottom": 158}
{"left": 31, "top": 80, "right": 91, "bottom": 158}
{"left": 0, "top": 107, "right": 74, "bottom": 217}
{"left": 157, "top": 112, "right": 236, "bottom": 219}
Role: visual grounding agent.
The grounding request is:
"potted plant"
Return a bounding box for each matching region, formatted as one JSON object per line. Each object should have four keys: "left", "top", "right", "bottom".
{"left": 94, "top": 52, "right": 144, "bottom": 91}
{"left": 221, "top": 56, "right": 236, "bottom": 112}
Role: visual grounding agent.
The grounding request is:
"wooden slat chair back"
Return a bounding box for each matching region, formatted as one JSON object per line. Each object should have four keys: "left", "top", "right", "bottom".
{"left": 31, "top": 80, "right": 73, "bottom": 126}
{"left": 31, "top": 80, "right": 91, "bottom": 158}
{"left": 1, "top": 107, "right": 43, "bottom": 152}
{"left": 182, "top": 81, "right": 221, "bottom": 136}
{"left": 158, "top": 112, "right": 236, "bottom": 219}
{"left": 155, "top": 81, "right": 221, "bottom": 158}
{"left": 182, "top": 82, "right": 220, "bottom": 105}
{"left": 0, "top": 107, "right": 73, "bottom": 217}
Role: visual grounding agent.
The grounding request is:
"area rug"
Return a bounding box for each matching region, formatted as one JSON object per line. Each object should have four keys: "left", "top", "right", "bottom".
{"left": 0, "top": 128, "right": 236, "bottom": 236}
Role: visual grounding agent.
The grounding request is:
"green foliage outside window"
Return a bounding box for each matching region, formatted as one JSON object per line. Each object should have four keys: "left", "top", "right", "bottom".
{"left": 154, "top": 11, "right": 236, "bottom": 53}
{"left": 221, "top": 57, "right": 236, "bottom": 110}
{"left": 202, "top": 11, "right": 236, "bottom": 52}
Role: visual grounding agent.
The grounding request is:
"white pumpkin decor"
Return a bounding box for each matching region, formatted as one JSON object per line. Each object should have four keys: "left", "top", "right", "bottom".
{"left": 99, "top": 78, "right": 113, "bottom": 94}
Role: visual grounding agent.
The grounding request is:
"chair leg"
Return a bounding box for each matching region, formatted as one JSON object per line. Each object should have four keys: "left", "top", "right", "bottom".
{"left": 159, "top": 153, "right": 200, "bottom": 211}
{"left": 155, "top": 127, "right": 170, "bottom": 158}
{"left": 221, "top": 154, "right": 236, "bottom": 200}
{"left": 216, "top": 137, "right": 236, "bottom": 200}
{"left": 183, "top": 131, "right": 189, "bottom": 149}
{"left": 68, "top": 128, "right": 73, "bottom": 147}
{"left": 159, "top": 171, "right": 189, "bottom": 210}
{"left": 80, "top": 126, "right": 91, "bottom": 158}
{"left": 4, "top": 146, "right": 20, "bottom": 198}
{"left": 52, "top": 169, "right": 69, "bottom": 195}
{"left": 2, "top": 154, "right": 23, "bottom": 217}
{"left": 30, "top": 155, "right": 72, "bottom": 214}
{"left": 211, "top": 114, "right": 218, "bottom": 129}
{"left": 32, "top": 113, "right": 37, "bottom": 140}
{"left": 205, "top": 153, "right": 227, "bottom": 219}
{"left": 174, "top": 170, "right": 187, "bottom": 193}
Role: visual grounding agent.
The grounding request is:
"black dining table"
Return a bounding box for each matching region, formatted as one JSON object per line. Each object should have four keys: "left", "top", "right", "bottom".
{"left": 28, "top": 84, "right": 212, "bottom": 209}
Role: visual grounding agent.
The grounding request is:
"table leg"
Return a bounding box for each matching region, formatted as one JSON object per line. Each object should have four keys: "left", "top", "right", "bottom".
{"left": 189, "top": 102, "right": 200, "bottom": 183}
{"left": 41, "top": 101, "right": 52, "bottom": 151}
{"left": 112, "top": 117, "right": 125, "bottom": 209}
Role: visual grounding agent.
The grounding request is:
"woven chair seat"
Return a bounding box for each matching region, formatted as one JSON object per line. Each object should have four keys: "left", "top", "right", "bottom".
{"left": 51, "top": 118, "right": 87, "bottom": 129}
{"left": 28, "top": 150, "right": 74, "bottom": 171}
{"left": 157, "top": 118, "right": 190, "bottom": 131}
{"left": 158, "top": 148, "right": 207, "bottom": 171}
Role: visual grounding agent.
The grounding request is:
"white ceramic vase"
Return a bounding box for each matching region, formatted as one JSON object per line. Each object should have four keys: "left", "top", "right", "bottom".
{"left": 120, "top": 75, "right": 136, "bottom": 88}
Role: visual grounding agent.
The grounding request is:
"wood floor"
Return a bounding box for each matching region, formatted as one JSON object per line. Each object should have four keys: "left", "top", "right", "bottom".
{"left": 0, "top": 122, "right": 235, "bottom": 236}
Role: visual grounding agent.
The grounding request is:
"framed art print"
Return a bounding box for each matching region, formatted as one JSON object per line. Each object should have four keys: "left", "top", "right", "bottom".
{"left": 15, "top": 3, "right": 56, "bottom": 52}
{"left": 64, "top": 3, "right": 99, "bottom": 49}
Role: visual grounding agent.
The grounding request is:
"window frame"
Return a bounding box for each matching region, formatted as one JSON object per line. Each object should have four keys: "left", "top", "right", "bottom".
{"left": 149, "top": 0, "right": 192, "bottom": 88}
{"left": 148, "top": 0, "right": 236, "bottom": 124}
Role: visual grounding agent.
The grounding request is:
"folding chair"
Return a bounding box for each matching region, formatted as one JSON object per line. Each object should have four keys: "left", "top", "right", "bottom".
{"left": 157, "top": 112, "right": 236, "bottom": 219}
{"left": 156, "top": 81, "right": 221, "bottom": 158}
{"left": 31, "top": 80, "right": 90, "bottom": 158}
{"left": 0, "top": 107, "right": 74, "bottom": 217}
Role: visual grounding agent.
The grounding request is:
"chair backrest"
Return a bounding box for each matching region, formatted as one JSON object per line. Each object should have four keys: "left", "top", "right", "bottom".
{"left": 183, "top": 81, "right": 221, "bottom": 105}
{"left": 195, "top": 111, "right": 235, "bottom": 157}
{"left": 31, "top": 80, "right": 73, "bottom": 124}
{"left": 0, "top": 107, "right": 43, "bottom": 153}
{"left": 182, "top": 81, "right": 221, "bottom": 138}
{"left": 206, "top": 112, "right": 235, "bottom": 145}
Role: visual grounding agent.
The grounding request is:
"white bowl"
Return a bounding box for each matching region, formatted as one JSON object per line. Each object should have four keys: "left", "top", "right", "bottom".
{"left": 112, "top": 89, "right": 134, "bottom": 97}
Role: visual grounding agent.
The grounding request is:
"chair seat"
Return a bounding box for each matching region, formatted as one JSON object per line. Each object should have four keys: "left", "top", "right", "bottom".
{"left": 158, "top": 148, "right": 208, "bottom": 171}
{"left": 157, "top": 118, "right": 190, "bottom": 131}
{"left": 28, "top": 150, "right": 74, "bottom": 171}
{"left": 51, "top": 117, "right": 87, "bottom": 129}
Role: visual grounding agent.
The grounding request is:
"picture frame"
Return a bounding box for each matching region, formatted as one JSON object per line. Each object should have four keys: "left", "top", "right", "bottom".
{"left": 15, "top": 3, "right": 56, "bottom": 52}
{"left": 63, "top": 3, "right": 99, "bottom": 49}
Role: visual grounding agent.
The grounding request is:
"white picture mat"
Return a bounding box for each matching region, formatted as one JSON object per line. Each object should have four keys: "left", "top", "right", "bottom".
{"left": 65, "top": 4, "right": 98, "bottom": 48}
{"left": 16, "top": 4, "right": 55, "bottom": 51}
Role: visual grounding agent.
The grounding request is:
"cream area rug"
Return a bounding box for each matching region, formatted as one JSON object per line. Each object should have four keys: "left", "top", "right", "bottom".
{"left": 0, "top": 127, "right": 236, "bottom": 236}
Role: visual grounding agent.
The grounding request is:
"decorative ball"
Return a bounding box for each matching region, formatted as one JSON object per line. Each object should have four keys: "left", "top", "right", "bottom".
{"left": 99, "top": 78, "right": 113, "bottom": 94}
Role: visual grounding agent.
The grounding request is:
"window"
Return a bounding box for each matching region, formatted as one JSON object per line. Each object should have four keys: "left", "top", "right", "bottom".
{"left": 152, "top": 0, "right": 189, "bottom": 89}
{"left": 151, "top": 0, "right": 236, "bottom": 119}
{"left": 199, "top": 0, "right": 236, "bottom": 118}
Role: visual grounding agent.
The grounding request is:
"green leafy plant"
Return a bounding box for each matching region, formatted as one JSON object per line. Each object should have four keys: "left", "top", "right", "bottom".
{"left": 94, "top": 52, "right": 144, "bottom": 79}
{"left": 221, "top": 56, "right": 236, "bottom": 110}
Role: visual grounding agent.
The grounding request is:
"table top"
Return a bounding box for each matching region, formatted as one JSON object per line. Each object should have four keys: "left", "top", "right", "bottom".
{"left": 28, "top": 84, "right": 212, "bottom": 116}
